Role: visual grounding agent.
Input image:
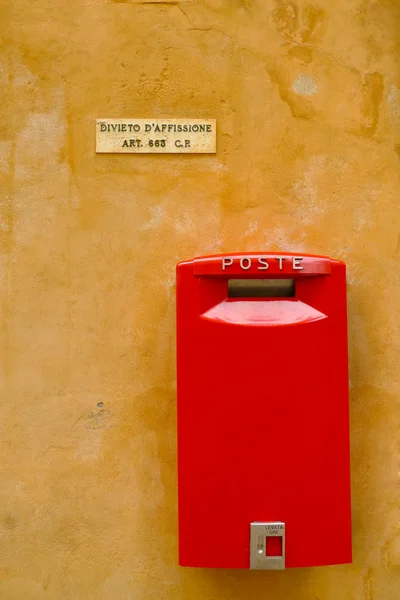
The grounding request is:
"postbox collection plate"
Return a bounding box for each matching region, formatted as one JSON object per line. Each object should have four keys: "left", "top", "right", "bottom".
{"left": 250, "top": 522, "right": 285, "bottom": 570}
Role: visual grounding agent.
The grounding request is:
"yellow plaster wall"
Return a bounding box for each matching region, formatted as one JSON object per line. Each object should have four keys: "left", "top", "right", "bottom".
{"left": 1, "top": 0, "right": 400, "bottom": 597}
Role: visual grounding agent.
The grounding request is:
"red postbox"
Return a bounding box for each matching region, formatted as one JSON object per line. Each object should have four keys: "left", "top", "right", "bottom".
{"left": 176, "top": 252, "right": 351, "bottom": 569}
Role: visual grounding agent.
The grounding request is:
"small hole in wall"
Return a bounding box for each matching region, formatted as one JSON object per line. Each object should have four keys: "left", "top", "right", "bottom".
{"left": 97, "top": 402, "right": 104, "bottom": 408}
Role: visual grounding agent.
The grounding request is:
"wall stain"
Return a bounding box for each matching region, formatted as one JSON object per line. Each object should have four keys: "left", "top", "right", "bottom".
{"left": 3, "top": 514, "right": 17, "bottom": 532}
{"left": 301, "top": 4, "right": 326, "bottom": 44}
{"left": 393, "top": 144, "right": 400, "bottom": 162}
{"left": 272, "top": 0, "right": 299, "bottom": 40}
{"left": 78, "top": 409, "right": 113, "bottom": 431}
{"left": 272, "top": 0, "right": 326, "bottom": 44}
{"left": 42, "top": 574, "right": 52, "bottom": 591}
{"left": 288, "top": 45, "right": 313, "bottom": 64}
{"left": 363, "top": 567, "right": 375, "bottom": 600}
{"left": 263, "top": 46, "right": 384, "bottom": 139}
{"left": 360, "top": 72, "right": 384, "bottom": 138}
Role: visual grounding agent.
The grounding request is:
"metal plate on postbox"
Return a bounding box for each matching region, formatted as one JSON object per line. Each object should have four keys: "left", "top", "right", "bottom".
{"left": 250, "top": 522, "right": 285, "bottom": 570}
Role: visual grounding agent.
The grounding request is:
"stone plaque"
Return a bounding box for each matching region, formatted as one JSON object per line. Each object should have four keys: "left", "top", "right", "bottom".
{"left": 96, "top": 119, "right": 216, "bottom": 154}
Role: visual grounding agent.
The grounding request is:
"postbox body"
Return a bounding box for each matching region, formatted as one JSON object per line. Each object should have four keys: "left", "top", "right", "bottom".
{"left": 176, "top": 253, "right": 351, "bottom": 569}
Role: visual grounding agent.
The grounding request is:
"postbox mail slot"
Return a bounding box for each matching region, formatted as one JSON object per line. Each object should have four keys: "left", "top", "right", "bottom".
{"left": 228, "top": 279, "right": 295, "bottom": 297}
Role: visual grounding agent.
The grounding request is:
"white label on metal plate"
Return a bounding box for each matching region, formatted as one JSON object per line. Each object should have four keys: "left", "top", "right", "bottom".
{"left": 96, "top": 119, "right": 216, "bottom": 154}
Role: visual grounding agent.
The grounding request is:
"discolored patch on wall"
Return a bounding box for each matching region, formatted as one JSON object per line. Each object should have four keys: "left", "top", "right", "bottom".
{"left": 360, "top": 72, "right": 384, "bottom": 138}
{"left": 292, "top": 73, "right": 318, "bottom": 96}
{"left": 3, "top": 514, "right": 17, "bottom": 532}
{"left": 272, "top": 0, "right": 299, "bottom": 39}
{"left": 300, "top": 3, "right": 327, "bottom": 44}
{"left": 264, "top": 44, "right": 384, "bottom": 137}
{"left": 272, "top": 0, "right": 327, "bottom": 44}
{"left": 288, "top": 45, "right": 313, "bottom": 65}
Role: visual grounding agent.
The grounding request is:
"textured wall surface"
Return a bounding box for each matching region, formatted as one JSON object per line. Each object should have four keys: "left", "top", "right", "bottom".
{"left": 1, "top": 0, "right": 400, "bottom": 598}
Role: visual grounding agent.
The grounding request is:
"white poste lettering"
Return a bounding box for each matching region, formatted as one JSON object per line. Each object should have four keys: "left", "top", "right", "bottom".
{"left": 257, "top": 257, "right": 269, "bottom": 270}
{"left": 222, "top": 255, "right": 305, "bottom": 271}
{"left": 222, "top": 257, "right": 234, "bottom": 270}
{"left": 275, "top": 256, "right": 285, "bottom": 270}
{"left": 292, "top": 257, "right": 304, "bottom": 270}
{"left": 240, "top": 257, "right": 251, "bottom": 270}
